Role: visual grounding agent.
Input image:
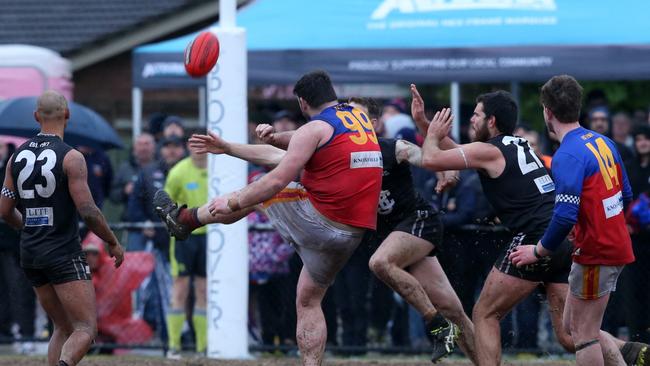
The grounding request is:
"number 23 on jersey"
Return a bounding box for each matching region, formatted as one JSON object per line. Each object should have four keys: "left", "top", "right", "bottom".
{"left": 15, "top": 149, "right": 57, "bottom": 199}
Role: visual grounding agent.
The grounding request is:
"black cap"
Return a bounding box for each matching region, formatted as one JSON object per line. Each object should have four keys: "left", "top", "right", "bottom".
{"left": 272, "top": 110, "right": 294, "bottom": 122}
{"left": 160, "top": 135, "right": 184, "bottom": 146}
{"left": 163, "top": 115, "right": 184, "bottom": 128}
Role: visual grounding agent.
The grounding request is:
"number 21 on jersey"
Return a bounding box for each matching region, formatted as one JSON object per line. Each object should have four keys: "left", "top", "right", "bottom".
{"left": 586, "top": 137, "right": 619, "bottom": 190}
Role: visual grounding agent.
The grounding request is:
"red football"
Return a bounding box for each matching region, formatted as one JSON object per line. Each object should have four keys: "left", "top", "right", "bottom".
{"left": 184, "top": 31, "right": 220, "bottom": 78}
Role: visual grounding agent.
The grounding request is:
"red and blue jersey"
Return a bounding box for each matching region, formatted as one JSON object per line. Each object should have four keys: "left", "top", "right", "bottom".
{"left": 300, "top": 103, "right": 383, "bottom": 230}
{"left": 540, "top": 127, "right": 634, "bottom": 265}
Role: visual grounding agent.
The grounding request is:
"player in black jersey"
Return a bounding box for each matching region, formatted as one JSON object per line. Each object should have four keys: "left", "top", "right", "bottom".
{"left": 173, "top": 99, "right": 477, "bottom": 364}
{"left": 411, "top": 84, "right": 647, "bottom": 366}
{"left": 0, "top": 91, "right": 124, "bottom": 366}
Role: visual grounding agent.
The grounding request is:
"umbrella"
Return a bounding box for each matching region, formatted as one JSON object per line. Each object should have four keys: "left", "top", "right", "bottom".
{"left": 0, "top": 97, "right": 124, "bottom": 150}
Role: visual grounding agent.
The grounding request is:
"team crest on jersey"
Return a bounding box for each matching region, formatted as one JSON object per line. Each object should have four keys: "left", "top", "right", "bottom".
{"left": 25, "top": 207, "right": 53, "bottom": 227}
{"left": 378, "top": 190, "right": 395, "bottom": 215}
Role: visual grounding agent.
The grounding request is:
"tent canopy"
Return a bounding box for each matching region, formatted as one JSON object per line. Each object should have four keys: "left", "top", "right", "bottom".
{"left": 133, "top": 0, "right": 650, "bottom": 87}
{"left": 0, "top": 45, "right": 73, "bottom": 100}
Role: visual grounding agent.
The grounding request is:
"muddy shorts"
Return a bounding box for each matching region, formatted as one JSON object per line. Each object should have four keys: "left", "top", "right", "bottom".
{"left": 263, "top": 183, "right": 364, "bottom": 287}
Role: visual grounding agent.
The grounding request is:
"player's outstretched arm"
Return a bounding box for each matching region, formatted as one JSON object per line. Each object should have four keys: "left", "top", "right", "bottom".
{"left": 394, "top": 139, "right": 459, "bottom": 192}
{"left": 256, "top": 124, "right": 295, "bottom": 150}
{"left": 207, "top": 121, "right": 330, "bottom": 215}
{"left": 64, "top": 150, "right": 124, "bottom": 268}
{"left": 0, "top": 156, "right": 23, "bottom": 230}
{"left": 189, "top": 130, "right": 286, "bottom": 167}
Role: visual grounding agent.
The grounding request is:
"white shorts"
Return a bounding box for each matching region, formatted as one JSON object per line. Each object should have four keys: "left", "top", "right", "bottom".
{"left": 262, "top": 183, "right": 364, "bottom": 287}
{"left": 568, "top": 263, "right": 624, "bottom": 300}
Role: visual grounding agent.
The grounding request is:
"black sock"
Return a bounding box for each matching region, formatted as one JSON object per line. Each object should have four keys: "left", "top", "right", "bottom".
{"left": 58, "top": 361, "right": 70, "bottom": 366}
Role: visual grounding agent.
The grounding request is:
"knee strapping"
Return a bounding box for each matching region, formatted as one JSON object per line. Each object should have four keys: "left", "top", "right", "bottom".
{"left": 575, "top": 339, "right": 599, "bottom": 352}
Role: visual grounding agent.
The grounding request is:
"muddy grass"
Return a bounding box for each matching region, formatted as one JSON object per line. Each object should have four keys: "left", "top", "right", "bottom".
{"left": 0, "top": 355, "right": 574, "bottom": 366}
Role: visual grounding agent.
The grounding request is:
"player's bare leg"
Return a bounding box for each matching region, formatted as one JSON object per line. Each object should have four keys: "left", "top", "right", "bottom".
{"left": 472, "top": 268, "right": 537, "bottom": 366}
{"left": 564, "top": 293, "right": 625, "bottom": 366}
{"left": 154, "top": 190, "right": 253, "bottom": 239}
{"left": 35, "top": 284, "right": 73, "bottom": 366}
{"left": 295, "top": 268, "right": 328, "bottom": 366}
{"left": 546, "top": 282, "right": 576, "bottom": 352}
{"left": 410, "top": 257, "right": 478, "bottom": 364}
{"left": 54, "top": 280, "right": 97, "bottom": 366}
{"left": 548, "top": 283, "right": 626, "bottom": 366}
{"left": 369, "top": 232, "right": 438, "bottom": 322}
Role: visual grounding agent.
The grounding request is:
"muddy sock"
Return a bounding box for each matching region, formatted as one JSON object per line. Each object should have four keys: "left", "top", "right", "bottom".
{"left": 178, "top": 207, "right": 201, "bottom": 230}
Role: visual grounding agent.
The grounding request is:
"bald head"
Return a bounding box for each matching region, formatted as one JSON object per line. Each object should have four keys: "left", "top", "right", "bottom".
{"left": 35, "top": 90, "right": 69, "bottom": 122}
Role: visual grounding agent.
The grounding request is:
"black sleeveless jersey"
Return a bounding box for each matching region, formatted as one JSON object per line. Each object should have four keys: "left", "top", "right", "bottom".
{"left": 11, "top": 134, "right": 81, "bottom": 268}
{"left": 478, "top": 135, "right": 555, "bottom": 238}
{"left": 377, "top": 138, "right": 434, "bottom": 232}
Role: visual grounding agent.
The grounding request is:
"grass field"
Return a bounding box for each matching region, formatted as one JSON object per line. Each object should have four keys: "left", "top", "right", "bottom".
{"left": 0, "top": 355, "right": 575, "bottom": 366}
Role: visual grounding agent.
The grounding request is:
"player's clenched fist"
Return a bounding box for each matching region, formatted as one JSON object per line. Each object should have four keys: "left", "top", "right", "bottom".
{"left": 108, "top": 241, "right": 125, "bottom": 268}
{"left": 256, "top": 124, "right": 276, "bottom": 144}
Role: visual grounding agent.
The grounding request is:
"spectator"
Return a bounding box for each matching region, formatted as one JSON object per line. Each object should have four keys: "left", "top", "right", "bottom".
{"left": 522, "top": 129, "right": 553, "bottom": 170}
{"left": 164, "top": 138, "right": 209, "bottom": 357}
{"left": 588, "top": 107, "right": 634, "bottom": 164}
{"left": 148, "top": 113, "right": 169, "bottom": 142}
{"left": 272, "top": 110, "right": 300, "bottom": 133}
{"left": 163, "top": 116, "right": 185, "bottom": 139}
{"left": 622, "top": 126, "right": 650, "bottom": 342}
{"left": 127, "top": 135, "right": 185, "bottom": 337}
{"left": 612, "top": 112, "right": 634, "bottom": 148}
{"left": 110, "top": 133, "right": 156, "bottom": 248}
{"left": 78, "top": 146, "right": 113, "bottom": 208}
{"left": 382, "top": 99, "right": 418, "bottom": 144}
{"left": 83, "top": 233, "right": 155, "bottom": 346}
{"left": 0, "top": 140, "right": 35, "bottom": 352}
{"left": 247, "top": 169, "right": 297, "bottom": 348}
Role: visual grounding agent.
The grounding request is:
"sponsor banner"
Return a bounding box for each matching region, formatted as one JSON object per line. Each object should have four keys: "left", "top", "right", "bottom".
{"left": 134, "top": 45, "right": 650, "bottom": 88}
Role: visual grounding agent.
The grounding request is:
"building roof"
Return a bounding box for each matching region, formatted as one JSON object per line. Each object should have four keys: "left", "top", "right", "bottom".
{"left": 0, "top": 0, "right": 212, "bottom": 56}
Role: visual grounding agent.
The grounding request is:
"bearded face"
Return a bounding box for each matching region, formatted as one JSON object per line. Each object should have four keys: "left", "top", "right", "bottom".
{"left": 470, "top": 103, "right": 491, "bottom": 142}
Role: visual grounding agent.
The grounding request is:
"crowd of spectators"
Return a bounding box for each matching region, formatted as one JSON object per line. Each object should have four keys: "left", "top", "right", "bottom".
{"left": 1, "top": 91, "right": 650, "bottom": 355}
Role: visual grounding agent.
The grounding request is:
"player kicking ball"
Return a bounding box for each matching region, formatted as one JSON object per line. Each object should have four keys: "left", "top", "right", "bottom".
{"left": 172, "top": 97, "right": 478, "bottom": 364}
{"left": 155, "top": 71, "right": 382, "bottom": 366}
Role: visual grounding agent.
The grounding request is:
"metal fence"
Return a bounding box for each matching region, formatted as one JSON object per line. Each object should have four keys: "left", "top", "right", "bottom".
{"left": 0, "top": 223, "right": 647, "bottom": 357}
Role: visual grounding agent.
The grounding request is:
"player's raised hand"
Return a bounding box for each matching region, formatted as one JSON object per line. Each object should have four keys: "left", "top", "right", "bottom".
{"left": 256, "top": 124, "right": 276, "bottom": 145}
{"left": 410, "top": 84, "right": 429, "bottom": 135}
{"left": 189, "top": 130, "right": 229, "bottom": 155}
{"left": 108, "top": 242, "right": 125, "bottom": 268}
{"left": 509, "top": 245, "right": 538, "bottom": 267}
{"left": 427, "top": 107, "right": 453, "bottom": 141}
{"left": 435, "top": 171, "right": 460, "bottom": 193}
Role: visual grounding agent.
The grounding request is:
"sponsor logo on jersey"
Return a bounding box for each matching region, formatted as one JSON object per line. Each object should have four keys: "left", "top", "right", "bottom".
{"left": 533, "top": 174, "right": 555, "bottom": 194}
{"left": 350, "top": 151, "right": 383, "bottom": 169}
{"left": 25, "top": 207, "right": 53, "bottom": 227}
{"left": 602, "top": 191, "right": 623, "bottom": 219}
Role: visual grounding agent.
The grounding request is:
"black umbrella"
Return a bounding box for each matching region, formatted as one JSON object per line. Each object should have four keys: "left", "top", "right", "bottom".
{"left": 0, "top": 97, "right": 124, "bottom": 150}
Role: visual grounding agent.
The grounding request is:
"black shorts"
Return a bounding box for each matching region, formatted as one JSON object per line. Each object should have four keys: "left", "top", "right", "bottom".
{"left": 172, "top": 234, "right": 206, "bottom": 277}
{"left": 378, "top": 209, "right": 444, "bottom": 257}
{"left": 23, "top": 253, "right": 92, "bottom": 288}
{"left": 495, "top": 232, "right": 572, "bottom": 283}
